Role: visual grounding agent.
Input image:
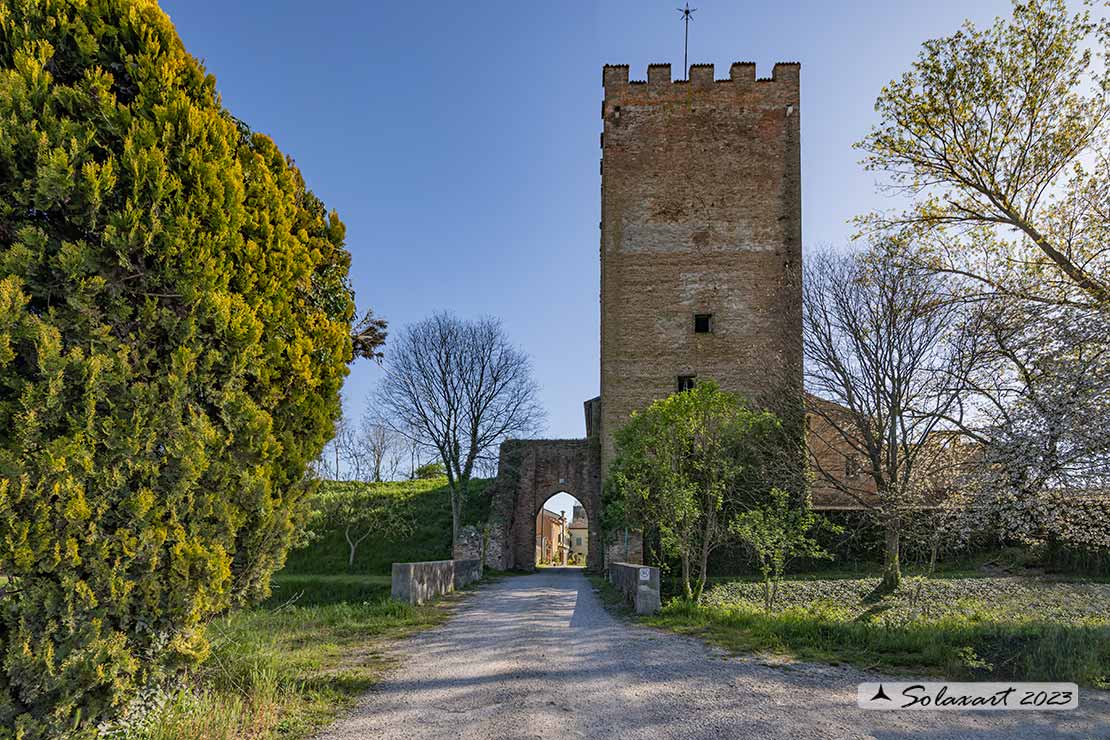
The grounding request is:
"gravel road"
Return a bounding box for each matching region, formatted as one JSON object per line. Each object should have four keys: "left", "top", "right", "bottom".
{"left": 318, "top": 568, "right": 1110, "bottom": 740}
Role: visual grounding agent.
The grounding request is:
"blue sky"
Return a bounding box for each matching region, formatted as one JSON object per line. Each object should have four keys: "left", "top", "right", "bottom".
{"left": 160, "top": 0, "right": 1020, "bottom": 473}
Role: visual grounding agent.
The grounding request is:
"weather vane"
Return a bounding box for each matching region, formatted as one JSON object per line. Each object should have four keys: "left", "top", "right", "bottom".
{"left": 677, "top": 3, "right": 697, "bottom": 79}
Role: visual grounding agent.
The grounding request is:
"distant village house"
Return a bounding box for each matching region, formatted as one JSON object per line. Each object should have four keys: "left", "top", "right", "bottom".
{"left": 535, "top": 508, "right": 569, "bottom": 566}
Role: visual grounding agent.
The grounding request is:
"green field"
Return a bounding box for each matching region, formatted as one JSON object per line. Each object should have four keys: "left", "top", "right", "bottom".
{"left": 645, "top": 573, "right": 1110, "bottom": 688}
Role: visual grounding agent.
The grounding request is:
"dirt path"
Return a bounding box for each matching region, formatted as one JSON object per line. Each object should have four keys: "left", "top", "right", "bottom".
{"left": 318, "top": 568, "right": 1110, "bottom": 740}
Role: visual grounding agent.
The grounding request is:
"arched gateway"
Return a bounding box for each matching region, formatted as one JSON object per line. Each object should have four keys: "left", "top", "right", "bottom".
{"left": 466, "top": 399, "right": 607, "bottom": 573}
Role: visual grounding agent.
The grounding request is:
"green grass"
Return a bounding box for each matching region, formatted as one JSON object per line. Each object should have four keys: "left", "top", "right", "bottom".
{"left": 281, "top": 478, "right": 492, "bottom": 575}
{"left": 127, "top": 575, "right": 456, "bottom": 740}
{"left": 261, "top": 574, "right": 393, "bottom": 608}
{"left": 643, "top": 574, "right": 1110, "bottom": 688}
{"left": 125, "top": 478, "right": 500, "bottom": 738}
{"left": 702, "top": 575, "right": 1110, "bottom": 624}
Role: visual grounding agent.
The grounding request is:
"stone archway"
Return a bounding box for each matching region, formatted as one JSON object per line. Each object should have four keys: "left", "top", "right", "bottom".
{"left": 454, "top": 399, "right": 641, "bottom": 573}
{"left": 484, "top": 438, "right": 604, "bottom": 573}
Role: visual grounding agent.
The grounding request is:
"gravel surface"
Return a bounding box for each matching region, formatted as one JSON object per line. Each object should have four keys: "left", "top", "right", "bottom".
{"left": 317, "top": 568, "right": 1110, "bottom": 740}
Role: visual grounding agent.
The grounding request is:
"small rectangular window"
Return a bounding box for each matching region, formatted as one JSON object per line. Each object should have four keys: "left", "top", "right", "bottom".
{"left": 694, "top": 314, "right": 713, "bottom": 333}
{"left": 677, "top": 375, "right": 696, "bottom": 393}
{"left": 576, "top": 537, "right": 582, "bottom": 546}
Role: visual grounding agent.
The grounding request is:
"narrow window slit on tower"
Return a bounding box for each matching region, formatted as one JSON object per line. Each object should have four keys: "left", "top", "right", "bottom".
{"left": 677, "top": 375, "right": 696, "bottom": 393}
{"left": 694, "top": 314, "right": 713, "bottom": 333}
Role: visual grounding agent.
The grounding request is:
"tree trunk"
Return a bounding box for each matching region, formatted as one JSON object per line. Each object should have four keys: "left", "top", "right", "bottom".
{"left": 450, "top": 484, "right": 463, "bottom": 548}
{"left": 680, "top": 552, "right": 692, "bottom": 600}
{"left": 345, "top": 526, "right": 357, "bottom": 569}
{"left": 881, "top": 517, "right": 901, "bottom": 590}
{"left": 694, "top": 543, "right": 711, "bottom": 601}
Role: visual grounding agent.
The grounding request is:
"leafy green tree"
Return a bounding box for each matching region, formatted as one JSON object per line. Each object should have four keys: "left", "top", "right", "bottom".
{"left": 414, "top": 461, "right": 447, "bottom": 480}
{"left": 309, "top": 486, "right": 415, "bottom": 569}
{"left": 607, "top": 382, "right": 793, "bottom": 601}
{"left": 730, "top": 488, "right": 840, "bottom": 612}
{"left": 0, "top": 2, "right": 376, "bottom": 736}
{"left": 858, "top": 0, "right": 1110, "bottom": 307}
{"left": 858, "top": 0, "right": 1110, "bottom": 562}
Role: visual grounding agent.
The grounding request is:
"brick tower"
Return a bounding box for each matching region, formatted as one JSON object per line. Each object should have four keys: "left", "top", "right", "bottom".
{"left": 598, "top": 62, "right": 803, "bottom": 474}
{"left": 479, "top": 61, "right": 803, "bottom": 573}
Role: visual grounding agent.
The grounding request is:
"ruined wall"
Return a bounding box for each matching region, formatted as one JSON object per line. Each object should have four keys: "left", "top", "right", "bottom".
{"left": 599, "top": 62, "right": 803, "bottom": 475}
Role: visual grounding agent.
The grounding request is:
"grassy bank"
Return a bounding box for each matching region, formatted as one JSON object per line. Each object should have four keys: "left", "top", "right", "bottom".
{"left": 261, "top": 574, "right": 393, "bottom": 607}
{"left": 129, "top": 575, "right": 453, "bottom": 740}
{"left": 644, "top": 575, "right": 1110, "bottom": 688}
{"left": 281, "top": 478, "right": 491, "bottom": 575}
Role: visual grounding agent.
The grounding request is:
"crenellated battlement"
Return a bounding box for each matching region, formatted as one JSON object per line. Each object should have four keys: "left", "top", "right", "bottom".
{"left": 603, "top": 61, "right": 799, "bottom": 91}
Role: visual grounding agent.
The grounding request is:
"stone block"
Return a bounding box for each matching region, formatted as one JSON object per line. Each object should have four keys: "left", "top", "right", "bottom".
{"left": 453, "top": 558, "right": 482, "bottom": 589}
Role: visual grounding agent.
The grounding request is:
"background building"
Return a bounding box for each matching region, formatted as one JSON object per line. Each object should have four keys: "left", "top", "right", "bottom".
{"left": 568, "top": 505, "right": 589, "bottom": 565}
{"left": 535, "top": 508, "right": 568, "bottom": 565}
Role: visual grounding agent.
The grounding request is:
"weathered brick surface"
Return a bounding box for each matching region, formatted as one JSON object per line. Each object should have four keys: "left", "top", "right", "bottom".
{"left": 599, "top": 62, "right": 803, "bottom": 476}
{"left": 490, "top": 438, "right": 604, "bottom": 572}
{"left": 805, "top": 399, "right": 878, "bottom": 509}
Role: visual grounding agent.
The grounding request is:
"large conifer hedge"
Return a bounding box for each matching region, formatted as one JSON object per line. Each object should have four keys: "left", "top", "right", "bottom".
{"left": 0, "top": 2, "right": 364, "bottom": 735}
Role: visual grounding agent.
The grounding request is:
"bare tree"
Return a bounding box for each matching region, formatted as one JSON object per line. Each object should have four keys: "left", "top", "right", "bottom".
{"left": 360, "top": 403, "right": 402, "bottom": 483}
{"left": 318, "top": 406, "right": 405, "bottom": 484}
{"left": 332, "top": 416, "right": 368, "bottom": 482}
{"left": 314, "top": 416, "right": 347, "bottom": 481}
{"left": 377, "top": 313, "right": 545, "bottom": 544}
{"left": 803, "top": 246, "right": 981, "bottom": 589}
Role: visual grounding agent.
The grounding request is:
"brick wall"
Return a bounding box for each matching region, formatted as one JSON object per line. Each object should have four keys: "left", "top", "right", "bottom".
{"left": 805, "top": 398, "right": 878, "bottom": 509}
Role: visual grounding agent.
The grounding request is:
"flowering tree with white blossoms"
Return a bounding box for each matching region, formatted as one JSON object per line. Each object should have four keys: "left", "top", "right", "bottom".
{"left": 859, "top": 0, "right": 1110, "bottom": 555}
{"left": 947, "top": 301, "right": 1110, "bottom": 550}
